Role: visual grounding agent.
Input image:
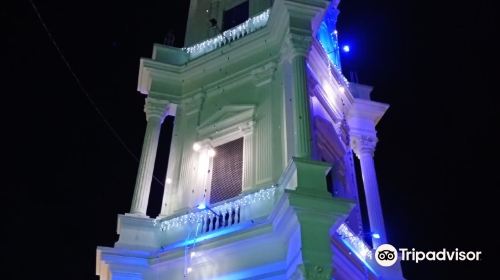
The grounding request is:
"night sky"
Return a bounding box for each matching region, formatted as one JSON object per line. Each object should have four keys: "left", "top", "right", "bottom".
{"left": 5, "top": 0, "right": 497, "bottom": 279}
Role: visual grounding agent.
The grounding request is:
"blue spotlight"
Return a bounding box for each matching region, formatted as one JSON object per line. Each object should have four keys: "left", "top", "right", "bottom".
{"left": 342, "top": 45, "right": 350, "bottom": 53}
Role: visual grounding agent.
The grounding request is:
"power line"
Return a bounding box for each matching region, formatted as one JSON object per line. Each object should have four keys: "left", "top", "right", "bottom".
{"left": 29, "top": 0, "right": 165, "bottom": 187}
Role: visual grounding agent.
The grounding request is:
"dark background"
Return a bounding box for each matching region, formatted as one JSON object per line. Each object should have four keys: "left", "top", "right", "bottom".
{"left": 4, "top": 0, "right": 497, "bottom": 279}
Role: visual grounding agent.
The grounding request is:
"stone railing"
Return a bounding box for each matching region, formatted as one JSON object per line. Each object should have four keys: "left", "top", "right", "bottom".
{"left": 182, "top": 9, "right": 271, "bottom": 60}
{"left": 153, "top": 185, "right": 282, "bottom": 249}
{"left": 310, "top": 39, "right": 350, "bottom": 90}
{"left": 336, "top": 223, "right": 373, "bottom": 261}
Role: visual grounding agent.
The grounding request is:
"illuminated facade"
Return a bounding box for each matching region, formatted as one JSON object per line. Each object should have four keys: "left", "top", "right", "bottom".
{"left": 97, "top": 0, "right": 404, "bottom": 279}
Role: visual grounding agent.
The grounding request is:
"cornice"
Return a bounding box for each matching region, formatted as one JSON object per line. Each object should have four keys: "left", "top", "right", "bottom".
{"left": 137, "top": 0, "right": 325, "bottom": 103}
{"left": 347, "top": 98, "right": 390, "bottom": 126}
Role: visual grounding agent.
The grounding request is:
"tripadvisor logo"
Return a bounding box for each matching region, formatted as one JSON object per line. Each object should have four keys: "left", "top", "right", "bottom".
{"left": 374, "top": 244, "right": 482, "bottom": 266}
{"left": 375, "top": 244, "right": 398, "bottom": 267}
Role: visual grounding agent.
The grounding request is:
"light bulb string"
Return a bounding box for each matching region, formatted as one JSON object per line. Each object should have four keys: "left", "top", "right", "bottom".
{"left": 184, "top": 215, "right": 203, "bottom": 278}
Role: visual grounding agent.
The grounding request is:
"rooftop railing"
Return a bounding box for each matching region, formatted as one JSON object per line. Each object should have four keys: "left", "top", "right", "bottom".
{"left": 182, "top": 9, "right": 271, "bottom": 60}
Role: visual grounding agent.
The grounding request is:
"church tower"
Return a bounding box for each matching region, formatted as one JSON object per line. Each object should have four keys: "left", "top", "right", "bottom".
{"left": 97, "top": 0, "right": 404, "bottom": 279}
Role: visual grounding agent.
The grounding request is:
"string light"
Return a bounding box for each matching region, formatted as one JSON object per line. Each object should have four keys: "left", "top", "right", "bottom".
{"left": 197, "top": 203, "right": 206, "bottom": 210}
{"left": 336, "top": 223, "right": 373, "bottom": 260}
{"left": 332, "top": 64, "right": 349, "bottom": 86}
{"left": 154, "top": 185, "right": 279, "bottom": 231}
{"left": 182, "top": 9, "right": 271, "bottom": 59}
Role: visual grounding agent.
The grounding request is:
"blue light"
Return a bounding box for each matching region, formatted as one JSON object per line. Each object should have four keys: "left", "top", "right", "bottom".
{"left": 342, "top": 45, "right": 350, "bottom": 53}
{"left": 340, "top": 238, "right": 378, "bottom": 276}
{"left": 316, "top": 5, "right": 342, "bottom": 69}
{"left": 159, "top": 222, "right": 253, "bottom": 253}
{"left": 197, "top": 203, "right": 206, "bottom": 210}
{"left": 372, "top": 233, "right": 381, "bottom": 239}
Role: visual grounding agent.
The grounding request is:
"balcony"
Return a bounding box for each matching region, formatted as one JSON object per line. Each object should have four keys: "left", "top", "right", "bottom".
{"left": 114, "top": 185, "right": 283, "bottom": 252}
{"left": 98, "top": 157, "right": 385, "bottom": 279}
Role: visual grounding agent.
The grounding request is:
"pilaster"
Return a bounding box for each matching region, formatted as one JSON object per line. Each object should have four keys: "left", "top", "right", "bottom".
{"left": 283, "top": 33, "right": 313, "bottom": 159}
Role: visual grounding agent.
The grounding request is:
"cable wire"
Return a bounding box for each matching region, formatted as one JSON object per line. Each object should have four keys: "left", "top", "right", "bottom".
{"left": 29, "top": 0, "right": 165, "bottom": 187}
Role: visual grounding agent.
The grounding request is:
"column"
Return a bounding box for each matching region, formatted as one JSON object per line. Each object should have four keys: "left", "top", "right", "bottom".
{"left": 159, "top": 114, "right": 181, "bottom": 217}
{"left": 351, "top": 135, "right": 387, "bottom": 247}
{"left": 286, "top": 33, "right": 312, "bottom": 159}
{"left": 130, "top": 98, "right": 172, "bottom": 216}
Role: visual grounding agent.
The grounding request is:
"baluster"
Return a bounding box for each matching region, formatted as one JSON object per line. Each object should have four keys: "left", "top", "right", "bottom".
{"left": 222, "top": 210, "right": 226, "bottom": 227}
{"left": 218, "top": 211, "right": 223, "bottom": 228}
{"left": 237, "top": 206, "right": 241, "bottom": 224}
{"left": 212, "top": 216, "right": 217, "bottom": 231}
{"left": 206, "top": 217, "right": 211, "bottom": 232}
{"left": 224, "top": 211, "right": 230, "bottom": 227}
{"left": 231, "top": 207, "right": 236, "bottom": 225}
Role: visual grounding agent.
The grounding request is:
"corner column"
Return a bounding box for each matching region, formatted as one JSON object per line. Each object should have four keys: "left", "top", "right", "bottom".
{"left": 347, "top": 96, "right": 390, "bottom": 247}
{"left": 351, "top": 135, "right": 387, "bottom": 248}
{"left": 130, "top": 97, "right": 174, "bottom": 216}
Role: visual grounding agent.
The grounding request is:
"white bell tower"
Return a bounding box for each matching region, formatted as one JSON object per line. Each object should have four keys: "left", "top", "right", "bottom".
{"left": 97, "top": 1, "right": 404, "bottom": 279}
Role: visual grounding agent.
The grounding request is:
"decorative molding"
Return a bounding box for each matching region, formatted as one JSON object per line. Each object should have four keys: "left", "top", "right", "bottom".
{"left": 338, "top": 117, "right": 350, "bottom": 147}
{"left": 281, "top": 32, "right": 312, "bottom": 64}
{"left": 347, "top": 98, "right": 389, "bottom": 157}
{"left": 347, "top": 98, "right": 390, "bottom": 126}
{"left": 137, "top": 59, "right": 152, "bottom": 95}
{"left": 283, "top": 0, "right": 328, "bottom": 33}
{"left": 278, "top": 157, "right": 331, "bottom": 197}
{"left": 288, "top": 33, "right": 312, "bottom": 58}
{"left": 251, "top": 62, "right": 277, "bottom": 87}
{"left": 144, "top": 97, "right": 176, "bottom": 122}
{"left": 181, "top": 92, "right": 204, "bottom": 116}
{"left": 197, "top": 105, "right": 255, "bottom": 140}
{"left": 350, "top": 134, "right": 378, "bottom": 157}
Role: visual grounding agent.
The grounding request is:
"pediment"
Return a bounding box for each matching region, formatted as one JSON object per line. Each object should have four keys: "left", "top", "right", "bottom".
{"left": 198, "top": 105, "right": 255, "bottom": 138}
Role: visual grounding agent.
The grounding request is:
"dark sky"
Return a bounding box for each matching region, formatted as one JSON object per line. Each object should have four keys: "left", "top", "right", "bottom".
{"left": 4, "top": 0, "right": 497, "bottom": 279}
